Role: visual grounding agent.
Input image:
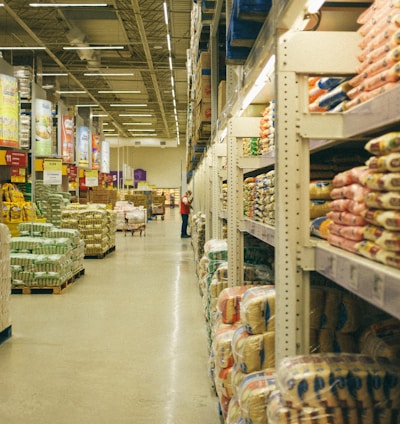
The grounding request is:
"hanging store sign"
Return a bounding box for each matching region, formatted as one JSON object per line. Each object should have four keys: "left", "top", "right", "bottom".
{"left": 100, "top": 140, "right": 110, "bottom": 174}
{"left": 77, "top": 125, "right": 90, "bottom": 168}
{"left": 43, "top": 158, "right": 62, "bottom": 185}
{"left": 61, "top": 115, "right": 75, "bottom": 163}
{"left": 0, "top": 74, "right": 19, "bottom": 148}
{"left": 35, "top": 99, "right": 53, "bottom": 156}
{"left": 0, "top": 150, "right": 28, "bottom": 167}
{"left": 85, "top": 169, "right": 98, "bottom": 187}
{"left": 92, "top": 133, "right": 101, "bottom": 170}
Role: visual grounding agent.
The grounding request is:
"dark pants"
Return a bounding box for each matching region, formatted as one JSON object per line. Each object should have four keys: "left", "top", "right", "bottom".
{"left": 181, "top": 214, "right": 189, "bottom": 236}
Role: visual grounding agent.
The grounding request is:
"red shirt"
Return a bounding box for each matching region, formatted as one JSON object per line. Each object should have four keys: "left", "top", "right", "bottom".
{"left": 180, "top": 195, "right": 191, "bottom": 214}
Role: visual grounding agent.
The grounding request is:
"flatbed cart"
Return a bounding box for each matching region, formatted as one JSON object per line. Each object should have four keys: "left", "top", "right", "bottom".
{"left": 124, "top": 208, "right": 147, "bottom": 236}
{"left": 151, "top": 203, "right": 165, "bottom": 220}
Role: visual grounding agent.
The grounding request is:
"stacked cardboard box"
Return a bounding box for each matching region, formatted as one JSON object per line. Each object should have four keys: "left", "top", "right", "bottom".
{"left": 89, "top": 188, "right": 117, "bottom": 208}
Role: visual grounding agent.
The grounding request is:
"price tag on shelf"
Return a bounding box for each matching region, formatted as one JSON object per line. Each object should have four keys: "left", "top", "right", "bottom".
{"left": 348, "top": 264, "right": 359, "bottom": 291}
{"left": 371, "top": 273, "right": 385, "bottom": 307}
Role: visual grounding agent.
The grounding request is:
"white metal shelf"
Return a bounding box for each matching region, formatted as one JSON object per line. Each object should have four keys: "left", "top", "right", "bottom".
{"left": 241, "top": 218, "right": 275, "bottom": 247}
{"left": 316, "top": 242, "right": 400, "bottom": 321}
{"left": 238, "top": 154, "right": 275, "bottom": 171}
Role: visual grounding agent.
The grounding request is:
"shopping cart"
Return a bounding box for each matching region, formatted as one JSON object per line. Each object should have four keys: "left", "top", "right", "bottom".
{"left": 151, "top": 203, "right": 165, "bottom": 220}
{"left": 124, "top": 208, "right": 147, "bottom": 236}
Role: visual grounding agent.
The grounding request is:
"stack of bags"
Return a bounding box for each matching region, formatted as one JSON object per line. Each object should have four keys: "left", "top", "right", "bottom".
{"left": 308, "top": 77, "right": 352, "bottom": 112}
{"left": 242, "top": 137, "right": 261, "bottom": 157}
{"left": 253, "top": 171, "right": 275, "bottom": 226}
{"left": 310, "top": 286, "right": 362, "bottom": 354}
{"left": 61, "top": 204, "right": 116, "bottom": 257}
{"left": 191, "top": 212, "right": 207, "bottom": 264}
{"left": 113, "top": 200, "right": 136, "bottom": 230}
{"left": 326, "top": 132, "right": 400, "bottom": 269}
{"left": 0, "top": 224, "right": 11, "bottom": 333}
{"left": 243, "top": 177, "right": 256, "bottom": 219}
{"left": 258, "top": 101, "right": 275, "bottom": 154}
{"left": 221, "top": 183, "right": 228, "bottom": 212}
{"left": 228, "top": 286, "right": 276, "bottom": 423}
{"left": 35, "top": 180, "right": 71, "bottom": 226}
{"left": 356, "top": 132, "right": 400, "bottom": 268}
{"left": 269, "top": 353, "right": 400, "bottom": 423}
{"left": 347, "top": 0, "right": 400, "bottom": 110}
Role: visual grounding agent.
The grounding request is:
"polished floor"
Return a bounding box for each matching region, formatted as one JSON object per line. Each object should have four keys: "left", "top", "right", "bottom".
{"left": 0, "top": 208, "right": 221, "bottom": 423}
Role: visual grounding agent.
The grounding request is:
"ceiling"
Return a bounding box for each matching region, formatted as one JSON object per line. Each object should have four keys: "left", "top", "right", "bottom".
{"left": 0, "top": 0, "right": 193, "bottom": 148}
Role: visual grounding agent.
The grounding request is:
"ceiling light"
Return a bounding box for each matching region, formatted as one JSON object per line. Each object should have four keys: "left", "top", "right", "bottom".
{"left": 163, "top": 2, "right": 169, "bottom": 26}
{"left": 122, "top": 122, "right": 152, "bottom": 126}
{"left": 110, "top": 103, "right": 147, "bottom": 107}
{"left": 98, "top": 90, "right": 141, "bottom": 94}
{"left": 57, "top": 90, "right": 86, "bottom": 94}
{"left": 307, "top": 0, "right": 325, "bottom": 13}
{"left": 103, "top": 129, "right": 115, "bottom": 132}
{"left": 0, "top": 46, "right": 46, "bottom": 50}
{"left": 38, "top": 72, "right": 68, "bottom": 76}
{"left": 63, "top": 45, "right": 124, "bottom": 50}
{"left": 76, "top": 104, "right": 98, "bottom": 107}
{"left": 118, "top": 113, "right": 152, "bottom": 117}
{"left": 92, "top": 114, "right": 108, "bottom": 117}
{"left": 84, "top": 72, "right": 134, "bottom": 76}
{"left": 30, "top": 3, "right": 108, "bottom": 7}
{"left": 127, "top": 129, "right": 155, "bottom": 132}
{"left": 131, "top": 133, "right": 158, "bottom": 137}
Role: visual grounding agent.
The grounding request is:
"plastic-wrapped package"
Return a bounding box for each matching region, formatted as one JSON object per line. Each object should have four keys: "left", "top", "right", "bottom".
{"left": 327, "top": 233, "right": 360, "bottom": 253}
{"left": 359, "top": 317, "right": 400, "bottom": 365}
{"left": 363, "top": 224, "right": 400, "bottom": 251}
{"left": 366, "top": 152, "right": 400, "bottom": 172}
{"left": 310, "top": 216, "right": 332, "bottom": 240}
{"left": 327, "top": 211, "right": 367, "bottom": 226}
{"left": 310, "top": 200, "right": 331, "bottom": 219}
{"left": 309, "top": 180, "right": 333, "bottom": 199}
{"left": 361, "top": 208, "right": 400, "bottom": 230}
{"left": 276, "top": 353, "right": 400, "bottom": 409}
{"left": 356, "top": 240, "right": 400, "bottom": 268}
{"left": 328, "top": 222, "right": 366, "bottom": 241}
{"left": 365, "top": 190, "right": 400, "bottom": 209}
{"left": 240, "top": 286, "right": 275, "bottom": 335}
{"left": 330, "top": 183, "right": 372, "bottom": 202}
{"left": 237, "top": 370, "right": 276, "bottom": 424}
{"left": 217, "top": 286, "right": 249, "bottom": 324}
{"left": 215, "top": 365, "right": 234, "bottom": 400}
{"left": 212, "top": 323, "right": 240, "bottom": 369}
{"left": 226, "top": 397, "right": 242, "bottom": 424}
{"left": 359, "top": 171, "right": 400, "bottom": 191}
{"left": 232, "top": 325, "right": 275, "bottom": 373}
{"left": 364, "top": 132, "right": 400, "bottom": 156}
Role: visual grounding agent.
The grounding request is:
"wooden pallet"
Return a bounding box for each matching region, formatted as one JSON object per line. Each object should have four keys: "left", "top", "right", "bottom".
{"left": 84, "top": 245, "right": 116, "bottom": 259}
{"left": 11, "top": 268, "right": 85, "bottom": 295}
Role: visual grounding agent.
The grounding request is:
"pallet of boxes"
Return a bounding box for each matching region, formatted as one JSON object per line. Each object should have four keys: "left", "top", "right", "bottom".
{"left": 89, "top": 187, "right": 118, "bottom": 209}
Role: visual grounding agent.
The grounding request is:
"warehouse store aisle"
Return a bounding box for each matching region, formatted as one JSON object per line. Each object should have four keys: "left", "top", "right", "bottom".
{"left": 0, "top": 209, "right": 220, "bottom": 424}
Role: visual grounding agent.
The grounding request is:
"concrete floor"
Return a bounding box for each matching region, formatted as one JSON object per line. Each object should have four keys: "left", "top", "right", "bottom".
{"left": 0, "top": 209, "right": 220, "bottom": 423}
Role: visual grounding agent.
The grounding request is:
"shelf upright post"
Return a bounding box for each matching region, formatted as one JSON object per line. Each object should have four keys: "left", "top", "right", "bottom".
{"left": 227, "top": 118, "right": 245, "bottom": 287}
{"left": 274, "top": 35, "right": 311, "bottom": 360}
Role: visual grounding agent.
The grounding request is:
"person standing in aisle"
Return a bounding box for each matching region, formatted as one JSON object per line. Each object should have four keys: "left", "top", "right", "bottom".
{"left": 180, "top": 190, "right": 193, "bottom": 238}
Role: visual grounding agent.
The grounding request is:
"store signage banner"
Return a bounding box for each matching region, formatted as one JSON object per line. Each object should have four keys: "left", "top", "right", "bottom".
{"left": 43, "top": 158, "right": 62, "bottom": 185}
{"left": 92, "top": 133, "right": 101, "bottom": 170}
{"left": 85, "top": 169, "right": 98, "bottom": 187}
{"left": 10, "top": 166, "right": 26, "bottom": 183}
{"left": 77, "top": 125, "right": 90, "bottom": 168}
{"left": 61, "top": 115, "right": 75, "bottom": 163}
{"left": 134, "top": 168, "right": 146, "bottom": 185}
{"left": 101, "top": 140, "right": 110, "bottom": 174}
{"left": 0, "top": 74, "right": 19, "bottom": 148}
{"left": 35, "top": 99, "right": 53, "bottom": 156}
{"left": 0, "top": 150, "right": 28, "bottom": 166}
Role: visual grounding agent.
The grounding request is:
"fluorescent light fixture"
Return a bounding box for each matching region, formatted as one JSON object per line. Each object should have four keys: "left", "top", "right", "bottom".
{"left": 118, "top": 113, "right": 152, "bottom": 117}
{"left": 104, "top": 133, "right": 118, "bottom": 137}
{"left": 167, "top": 34, "right": 171, "bottom": 52}
{"left": 30, "top": 3, "right": 108, "bottom": 7}
{"left": 122, "top": 122, "right": 152, "bottom": 126}
{"left": 84, "top": 72, "right": 134, "bottom": 76}
{"left": 0, "top": 46, "right": 45, "bottom": 50}
{"left": 76, "top": 104, "right": 98, "bottom": 107}
{"left": 307, "top": 0, "right": 325, "bottom": 13}
{"left": 103, "top": 129, "right": 116, "bottom": 132}
{"left": 169, "top": 57, "right": 173, "bottom": 71}
{"left": 92, "top": 114, "right": 108, "bottom": 117}
{"left": 127, "top": 129, "right": 155, "bottom": 132}
{"left": 98, "top": 90, "right": 140, "bottom": 94}
{"left": 163, "top": 2, "right": 168, "bottom": 25}
{"left": 0, "top": 4, "right": 4, "bottom": 6}
{"left": 57, "top": 90, "right": 86, "bottom": 94}
{"left": 110, "top": 103, "right": 147, "bottom": 107}
{"left": 63, "top": 45, "right": 124, "bottom": 50}
{"left": 38, "top": 72, "right": 68, "bottom": 76}
{"left": 131, "top": 133, "right": 157, "bottom": 137}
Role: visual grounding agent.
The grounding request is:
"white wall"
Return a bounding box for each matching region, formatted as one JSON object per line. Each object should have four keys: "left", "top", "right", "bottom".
{"left": 110, "top": 143, "right": 187, "bottom": 188}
